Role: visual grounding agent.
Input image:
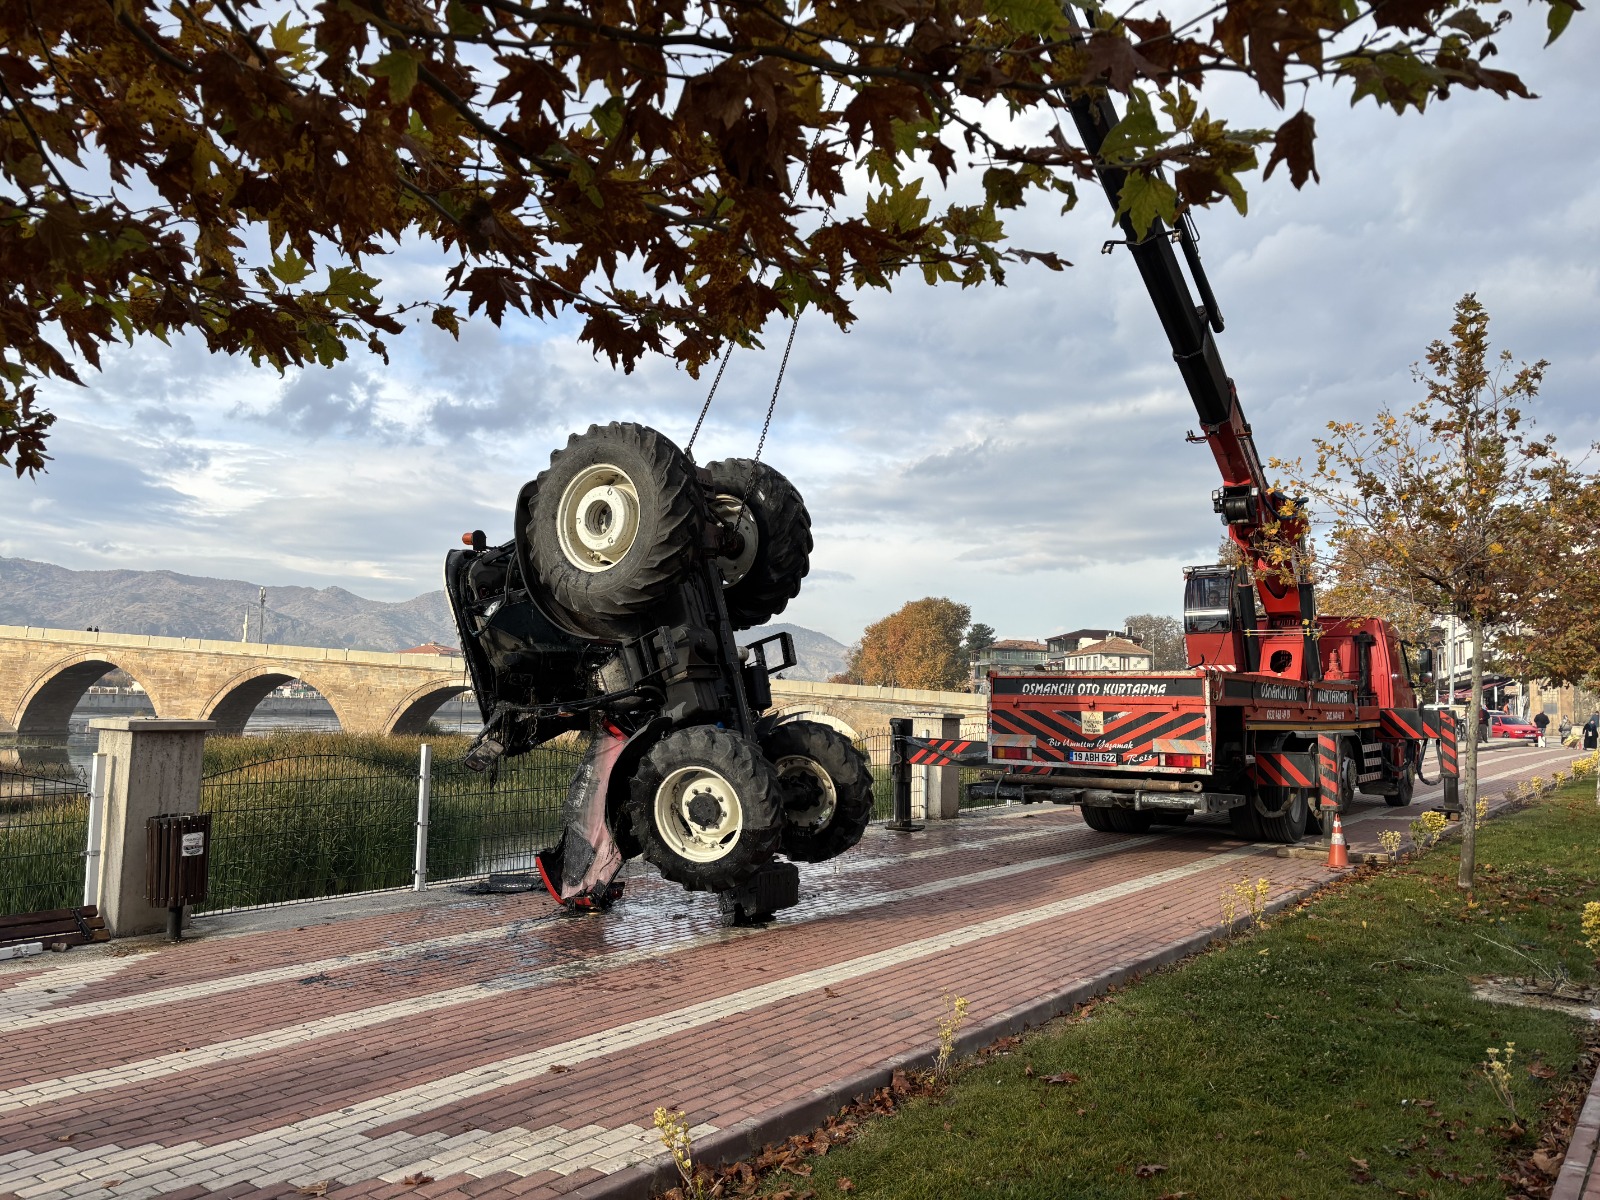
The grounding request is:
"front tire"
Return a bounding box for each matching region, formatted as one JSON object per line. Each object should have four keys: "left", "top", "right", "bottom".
{"left": 761, "top": 721, "right": 874, "bottom": 863}
{"left": 628, "top": 727, "right": 783, "bottom": 891}
{"left": 705, "top": 458, "right": 812, "bottom": 629}
{"left": 528, "top": 423, "right": 705, "bottom": 630}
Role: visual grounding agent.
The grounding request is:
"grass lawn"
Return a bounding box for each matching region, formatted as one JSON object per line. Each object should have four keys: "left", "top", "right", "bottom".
{"left": 753, "top": 782, "right": 1600, "bottom": 1200}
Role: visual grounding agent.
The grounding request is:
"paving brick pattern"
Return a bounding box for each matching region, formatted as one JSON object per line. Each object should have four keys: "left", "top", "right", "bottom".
{"left": 0, "top": 744, "right": 1576, "bottom": 1200}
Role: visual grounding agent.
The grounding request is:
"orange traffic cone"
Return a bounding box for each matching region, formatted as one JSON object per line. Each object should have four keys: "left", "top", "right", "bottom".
{"left": 1326, "top": 812, "right": 1351, "bottom": 870}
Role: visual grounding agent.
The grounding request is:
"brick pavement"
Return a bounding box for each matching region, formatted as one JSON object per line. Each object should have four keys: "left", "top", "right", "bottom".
{"left": 0, "top": 742, "right": 1576, "bottom": 1200}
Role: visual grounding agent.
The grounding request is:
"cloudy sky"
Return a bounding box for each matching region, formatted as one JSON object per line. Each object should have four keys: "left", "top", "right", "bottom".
{"left": 3, "top": 15, "right": 1597, "bottom": 649}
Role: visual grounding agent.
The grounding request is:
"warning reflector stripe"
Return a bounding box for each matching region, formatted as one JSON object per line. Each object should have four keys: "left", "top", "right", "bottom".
{"left": 902, "top": 737, "right": 988, "bottom": 767}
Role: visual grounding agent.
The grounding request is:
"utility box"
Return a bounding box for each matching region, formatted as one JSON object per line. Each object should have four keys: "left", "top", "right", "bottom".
{"left": 146, "top": 813, "right": 211, "bottom": 938}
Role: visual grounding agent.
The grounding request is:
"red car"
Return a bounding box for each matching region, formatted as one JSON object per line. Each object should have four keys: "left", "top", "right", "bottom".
{"left": 1484, "top": 712, "right": 1540, "bottom": 742}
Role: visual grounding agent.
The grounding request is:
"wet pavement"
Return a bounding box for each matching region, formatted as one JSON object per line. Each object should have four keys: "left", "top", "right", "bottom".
{"left": 0, "top": 742, "right": 1578, "bottom": 1200}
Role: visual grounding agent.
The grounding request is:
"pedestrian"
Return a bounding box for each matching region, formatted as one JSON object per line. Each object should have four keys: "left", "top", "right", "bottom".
{"left": 1584, "top": 713, "right": 1599, "bottom": 751}
{"left": 1533, "top": 710, "right": 1549, "bottom": 748}
{"left": 1559, "top": 714, "right": 1573, "bottom": 744}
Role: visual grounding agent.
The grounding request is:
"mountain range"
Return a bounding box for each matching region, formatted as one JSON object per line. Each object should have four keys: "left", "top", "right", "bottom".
{"left": 0, "top": 557, "right": 851, "bottom": 682}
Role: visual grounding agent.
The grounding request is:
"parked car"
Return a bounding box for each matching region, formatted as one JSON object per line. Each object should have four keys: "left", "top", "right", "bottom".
{"left": 1484, "top": 712, "right": 1539, "bottom": 742}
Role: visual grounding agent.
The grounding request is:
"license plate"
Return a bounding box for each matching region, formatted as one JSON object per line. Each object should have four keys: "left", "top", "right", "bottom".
{"left": 1069, "top": 751, "right": 1119, "bottom": 764}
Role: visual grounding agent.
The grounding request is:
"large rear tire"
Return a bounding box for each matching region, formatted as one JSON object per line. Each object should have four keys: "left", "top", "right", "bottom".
{"left": 704, "top": 458, "right": 812, "bottom": 629}
{"left": 1080, "top": 806, "right": 1117, "bottom": 832}
{"left": 1254, "top": 791, "right": 1309, "bottom": 844}
{"left": 627, "top": 726, "right": 782, "bottom": 892}
{"left": 1105, "top": 807, "right": 1155, "bottom": 834}
{"left": 1385, "top": 763, "right": 1415, "bottom": 808}
{"left": 761, "top": 721, "right": 874, "bottom": 863}
{"left": 528, "top": 423, "right": 704, "bottom": 630}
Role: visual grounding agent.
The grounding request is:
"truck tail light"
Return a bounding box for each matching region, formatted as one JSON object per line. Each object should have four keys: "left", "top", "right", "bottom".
{"left": 993, "top": 745, "right": 1029, "bottom": 761}
{"left": 1160, "top": 752, "right": 1206, "bottom": 769}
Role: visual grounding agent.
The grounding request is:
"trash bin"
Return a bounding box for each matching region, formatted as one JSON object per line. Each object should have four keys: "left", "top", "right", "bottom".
{"left": 146, "top": 813, "right": 211, "bottom": 939}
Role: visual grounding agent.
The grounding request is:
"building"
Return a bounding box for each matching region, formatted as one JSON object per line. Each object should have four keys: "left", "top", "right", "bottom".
{"left": 1054, "top": 635, "right": 1154, "bottom": 673}
{"left": 969, "top": 639, "right": 1049, "bottom": 692}
{"left": 1045, "top": 629, "right": 1131, "bottom": 664}
{"left": 398, "top": 642, "right": 462, "bottom": 657}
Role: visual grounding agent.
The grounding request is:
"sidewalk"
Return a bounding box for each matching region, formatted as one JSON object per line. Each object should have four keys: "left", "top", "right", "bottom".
{"left": 0, "top": 743, "right": 1577, "bottom": 1200}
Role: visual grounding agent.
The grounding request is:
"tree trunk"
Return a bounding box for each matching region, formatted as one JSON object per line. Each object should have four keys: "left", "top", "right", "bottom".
{"left": 1458, "top": 617, "right": 1484, "bottom": 892}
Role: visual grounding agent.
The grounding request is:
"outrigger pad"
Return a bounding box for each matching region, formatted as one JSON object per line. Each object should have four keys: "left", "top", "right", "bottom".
{"left": 535, "top": 728, "right": 629, "bottom": 911}
{"left": 716, "top": 860, "right": 801, "bottom": 927}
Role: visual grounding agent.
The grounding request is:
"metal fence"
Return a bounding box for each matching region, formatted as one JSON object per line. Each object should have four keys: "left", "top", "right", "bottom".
{"left": 0, "top": 768, "right": 90, "bottom": 917}
{"left": 196, "top": 741, "right": 586, "bottom": 914}
{"left": 853, "top": 721, "right": 998, "bottom": 821}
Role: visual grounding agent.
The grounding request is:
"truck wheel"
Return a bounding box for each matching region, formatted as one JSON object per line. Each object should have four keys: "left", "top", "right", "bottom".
{"left": 1229, "top": 802, "right": 1262, "bottom": 840}
{"left": 1254, "top": 792, "right": 1309, "bottom": 843}
{"left": 761, "top": 721, "right": 874, "bottom": 863}
{"left": 628, "top": 726, "right": 783, "bottom": 892}
{"left": 705, "top": 458, "right": 812, "bottom": 629}
{"left": 529, "top": 423, "right": 704, "bottom": 627}
{"left": 1080, "top": 805, "right": 1116, "bottom": 832}
{"left": 1104, "top": 807, "right": 1155, "bottom": 834}
{"left": 1385, "top": 764, "right": 1415, "bottom": 808}
{"left": 1150, "top": 812, "right": 1190, "bottom": 826}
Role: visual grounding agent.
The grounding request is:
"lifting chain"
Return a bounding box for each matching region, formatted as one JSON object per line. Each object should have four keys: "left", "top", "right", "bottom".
{"left": 684, "top": 81, "right": 841, "bottom": 473}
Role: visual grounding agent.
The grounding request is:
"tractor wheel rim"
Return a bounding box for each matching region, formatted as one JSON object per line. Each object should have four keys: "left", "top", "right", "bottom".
{"left": 776, "top": 755, "right": 836, "bottom": 830}
{"left": 711, "top": 493, "right": 760, "bottom": 585}
{"left": 655, "top": 765, "right": 744, "bottom": 863}
{"left": 556, "top": 464, "right": 642, "bottom": 573}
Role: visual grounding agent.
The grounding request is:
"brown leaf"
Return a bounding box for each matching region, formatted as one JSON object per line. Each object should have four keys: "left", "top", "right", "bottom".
{"left": 101, "top": 1183, "right": 122, "bottom": 1191}
{"left": 1350, "top": 1158, "right": 1371, "bottom": 1172}
{"left": 837, "top": 1179, "right": 855, "bottom": 1193}
{"left": 401, "top": 1174, "right": 434, "bottom": 1186}
{"left": 1262, "top": 111, "right": 1320, "bottom": 190}
{"left": 1531, "top": 1150, "right": 1561, "bottom": 1176}
{"left": 548, "top": 1064, "right": 569, "bottom": 1074}
{"left": 296, "top": 1184, "right": 331, "bottom": 1197}
{"left": 1134, "top": 1163, "right": 1167, "bottom": 1178}
{"left": 1528, "top": 1062, "right": 1556, "bottom": 1079}
{"left": 823, "top": 987, "right": 841, "bottom": 998}
{"left": 1043, "top": 1072, "right": 1080, "bottom": 1085}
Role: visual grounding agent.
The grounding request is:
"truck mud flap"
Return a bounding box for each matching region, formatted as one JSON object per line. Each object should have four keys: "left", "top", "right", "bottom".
{"left": 535, "top": 728, "right": 629, "bottom": 911}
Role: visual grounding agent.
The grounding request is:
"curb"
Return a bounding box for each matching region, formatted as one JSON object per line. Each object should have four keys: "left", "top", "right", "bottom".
{"left": 570, "top": 862, "right": 1339, "bottom": 1200}
{"left": 1552, "top": 1058, "right": 1600, "bottom": 1200}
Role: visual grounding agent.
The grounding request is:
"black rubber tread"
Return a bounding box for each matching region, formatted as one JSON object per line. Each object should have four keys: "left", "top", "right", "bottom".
{"left": 1149, "top": 812, "right": 1191, "bottom": 826}
{"left": 1080, "top": 805, "right": 1116, "bottom": 832}
{"left": 760, "top": 721, "right": 874, "bottom": 863}
{"left": 528, "top": 422, "right": 705, "bottom": 626}
{"left": 626, "top": 725, "right": 783, "bottom": 892}
{"left": 1104, "top": 807, "right": 1155, "bottom": 834}
{"left": 1254, "top": 790, "right": 1309, "bottom": 843}
{"left": 1229, "top": 801, "right": 1263, "bottom": 840}
{"left": 705, "top": 458, "right": 812, "bottom": 629}
{"left": 1385, "top": 764, "right": 1415, "bottom": 807}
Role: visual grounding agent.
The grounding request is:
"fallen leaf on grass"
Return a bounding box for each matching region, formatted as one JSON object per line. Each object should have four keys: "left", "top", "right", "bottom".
{"left": 1024, "top": 1065, "right": 1034, "bottom": 1078}
{"left": 1528, "top": 1062, "right": 1557, "bottom": 1079}
{"left": 1531, "top": 1150, "right": 1562, "bottom": 1176}
{"left": 295, "top": 1183, "right": 331, "bottom": 1197}
{"left": 837, "top": 1178, "right": 855, "bottom": 1193}
{"left": 1043, "top": 1072, "right": 1080, "bottom": 1086}
{"left": 1157, "top": 1193, "right": 1194, "bottom": 1199}
{"left": 401, "top": 1174, "right": 434, "bottom": 1186}
{"left": 1134, "top": 1164, "right": 1167, "bottom": 1178}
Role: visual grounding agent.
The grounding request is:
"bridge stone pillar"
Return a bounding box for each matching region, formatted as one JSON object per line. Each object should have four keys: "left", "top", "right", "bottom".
{"left": 90, "top": 718, "right": 213, "bottom": 938}
{"left": 912, "top": 712, "right": 964, "bottom": 820}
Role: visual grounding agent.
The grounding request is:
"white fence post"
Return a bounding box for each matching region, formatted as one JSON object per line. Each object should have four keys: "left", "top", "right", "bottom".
{"left": 83, "top": 752, "right": 108, "bottom": 907}
{"left": 414, "top": 744, "right": 432, "bottom": 892}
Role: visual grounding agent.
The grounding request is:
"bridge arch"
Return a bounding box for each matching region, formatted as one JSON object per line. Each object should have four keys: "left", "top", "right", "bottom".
{"left": 384, "top": 682, "right": 472, "bottom": 735}
{"left": 201, "top": 668, "right": 346, "bottom": 736}
{"left": 15, "top": 654, "right": 164, "bottom": 739}
{"left": 771, "top": 704, "right": 862, "bottom": 741}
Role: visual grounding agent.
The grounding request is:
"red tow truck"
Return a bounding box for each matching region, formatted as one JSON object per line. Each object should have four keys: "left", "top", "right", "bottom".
{"left": 946, "top": 54, "right": 1461, "bottom": 843}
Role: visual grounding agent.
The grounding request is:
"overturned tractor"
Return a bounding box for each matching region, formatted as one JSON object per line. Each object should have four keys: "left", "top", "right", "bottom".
{"left": 445, "top": 421, "right": 873, "bottom": 915}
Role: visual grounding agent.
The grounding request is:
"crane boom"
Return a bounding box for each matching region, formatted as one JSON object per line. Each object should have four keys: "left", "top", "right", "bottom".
{"left": 1058, "top": 42, "right": 1318, "bottom": 675}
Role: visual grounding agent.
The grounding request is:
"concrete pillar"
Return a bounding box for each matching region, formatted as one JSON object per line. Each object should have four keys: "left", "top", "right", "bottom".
{"left": 89, "top": 718, "right": 213, "bottom": 937}
{"left": 912, "top": 712, "right": 964, "bottom": 820}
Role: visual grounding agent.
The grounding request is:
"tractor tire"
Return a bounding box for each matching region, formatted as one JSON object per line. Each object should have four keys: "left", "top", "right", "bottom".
{"left": 528, "top": 423, "right": 704, "bottom": 632}
{"left": 1104, "top": 807, "right": 1155, "bottom": 834}
{"left": 1080, "top": 805, "right": 1117, "bottom": 832}
{"left": 760, "top": 721, "right": 874, "bottom": 863}
{"left": 627, "top": 726, "right": 783, "bottom": 892}
{"left": 704, "top": 458, "right": 812, "bottom": 629}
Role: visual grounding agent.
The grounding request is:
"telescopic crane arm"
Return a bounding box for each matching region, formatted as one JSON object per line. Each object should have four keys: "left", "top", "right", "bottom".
{"left": 1058, "top": 37, "right": 1317, "bottom": 661}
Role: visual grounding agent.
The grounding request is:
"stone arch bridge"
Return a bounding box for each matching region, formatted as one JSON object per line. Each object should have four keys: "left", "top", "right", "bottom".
{"left": 0, "top": 624, "right": 984, "bottom": 746}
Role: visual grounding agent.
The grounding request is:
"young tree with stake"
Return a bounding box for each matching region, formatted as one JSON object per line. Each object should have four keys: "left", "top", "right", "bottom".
{"left": 1277, "top": 294, "right": 1599, "bottom": 892}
